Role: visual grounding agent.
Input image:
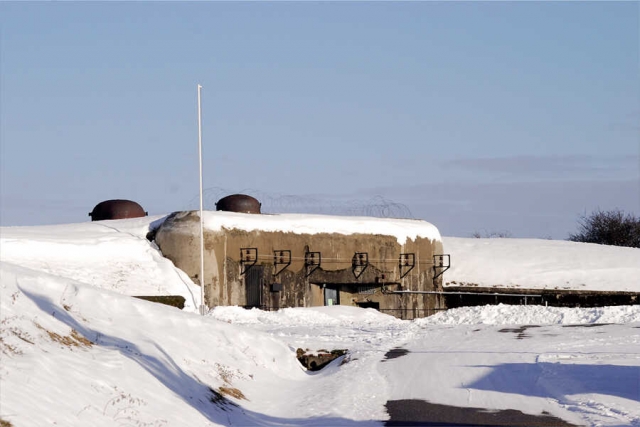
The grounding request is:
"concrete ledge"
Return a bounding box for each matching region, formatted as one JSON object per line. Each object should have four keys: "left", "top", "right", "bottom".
{"left": 133, "top": 295, "right": 186, "bottom": 309}
{"left": 443, "top": 286, "right": 639, "bottom": 308}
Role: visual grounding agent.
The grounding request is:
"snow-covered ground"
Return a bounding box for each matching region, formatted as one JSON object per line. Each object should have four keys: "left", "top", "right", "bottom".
{"left": 0, "top": 216, "right": 201, "bottom": 310}
{"left": 1, "top": 215, "right": 639, "bottom": 426}
{"left": 444, "top": 237, "right": 640, "bottom": 292}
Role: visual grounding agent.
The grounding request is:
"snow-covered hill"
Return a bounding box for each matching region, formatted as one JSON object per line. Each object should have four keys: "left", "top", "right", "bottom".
{"left": 0, "top": 216, "right": 201, "bottom": 310}
{"left": 444, "top": 237, "right": 640, "bottom": 292}
{"left": 1, "top": 216, "right": 639, "bottom": 426}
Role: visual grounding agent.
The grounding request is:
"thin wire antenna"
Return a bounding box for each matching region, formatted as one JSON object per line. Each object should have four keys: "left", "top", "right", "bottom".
{"left": 197, "top": 84, "right": 206, "bottom": 315}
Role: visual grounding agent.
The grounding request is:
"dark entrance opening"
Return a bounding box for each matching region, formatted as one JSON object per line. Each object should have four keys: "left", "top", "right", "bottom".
{"left": 324, "top": 287, "right": 339, "bottom": 306}
{"left": 245, "top": 265, "right": 263, "bottom": 308}
{"left": 356, "top": 301, "right": 380, "bottom": 310}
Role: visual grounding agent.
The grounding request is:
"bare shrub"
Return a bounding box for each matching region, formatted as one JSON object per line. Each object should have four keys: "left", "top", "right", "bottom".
{"left": 219, "top": 387, "right": 247, "bottom": 400}
{"left": 34, "top": 323, "right": 93, "bottom": 348}
{"left": 208, "top": 387, "right": 239, "bottom": 411}
{"left": 471, "top": 230, "right": 512, "bottom": 238}
{"left": 569, "top": 209, "right": 640, "bottom": 248}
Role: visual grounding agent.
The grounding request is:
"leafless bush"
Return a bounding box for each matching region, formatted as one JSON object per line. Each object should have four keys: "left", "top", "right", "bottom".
{"left": 471, "top": 230, "right": 512, "bottom": 238}
{"left": 569, "top": 209, "right": 640, "bottom": 248}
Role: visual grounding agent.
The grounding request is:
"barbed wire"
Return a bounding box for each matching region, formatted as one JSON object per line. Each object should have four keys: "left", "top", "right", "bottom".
{"left": 186, "top": 187, "right": 413, "bottom": 219}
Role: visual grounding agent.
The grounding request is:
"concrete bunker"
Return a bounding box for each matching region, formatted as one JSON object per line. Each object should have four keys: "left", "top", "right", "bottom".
{"left": 153, "top": 198, "right": 448, "bottom": 320}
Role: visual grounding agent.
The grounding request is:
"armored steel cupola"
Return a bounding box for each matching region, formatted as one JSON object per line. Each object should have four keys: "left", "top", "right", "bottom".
{"left": 215, "top": 194, "right": 261, "bottom": 214}
{"left": 89, "top": 199, "right": 147, "bottom": 221}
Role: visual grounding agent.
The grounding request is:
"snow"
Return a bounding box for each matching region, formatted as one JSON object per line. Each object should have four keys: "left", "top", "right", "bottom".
{"left": 197, "top": 210, "right": 442, "bottom": 245}
{"left": 0, "top": 216, "right": 201, "bottom": 310}
{"left": 444, "top": 236, "right": 640, "bottom": 292}
{"left": 417, "top": 304, "right": 640, "bottom": 326}
{"left": 1, "top": 216, "right": 639, "bottom": 426}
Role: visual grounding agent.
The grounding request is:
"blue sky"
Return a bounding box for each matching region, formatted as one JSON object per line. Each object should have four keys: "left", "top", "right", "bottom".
{"left": 1, "top": 2, "right": 638, "bottom": 238}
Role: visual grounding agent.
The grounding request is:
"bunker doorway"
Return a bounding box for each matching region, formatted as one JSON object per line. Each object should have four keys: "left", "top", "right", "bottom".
{"left": 245, "top": 265, "right": 263, "bottom": 308}
{"left": 356, "top": 301, "right": 380, "bottom": 310}
{"left": 324, "top": 287, "right": 339, "bottom": 306}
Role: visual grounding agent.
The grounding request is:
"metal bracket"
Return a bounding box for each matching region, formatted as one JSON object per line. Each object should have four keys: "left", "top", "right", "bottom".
{"left": 304, "top": 251, "right": 321, "bottom": 277}
{"left": 270, "top": 283, "right": 283, "bottom": 292}
{"left": 399, "top": 253, "right": 415, "bottom": 279}
{"left": 273, "top": 250, "right": 291, "bottom": 276}
{"left": 433, "top": 254, "right": 451, "bottom": 283}
{"left": 352, "top": 252, "right": 369, "bottom": 279}
{"left": 240, "top": 248, "right": 258, "bottom": 275}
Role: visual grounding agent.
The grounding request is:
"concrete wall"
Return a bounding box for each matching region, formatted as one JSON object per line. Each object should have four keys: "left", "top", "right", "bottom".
{"left": 155, "top": 211, "right": 446, "bottom": 319}
{"left": 443, "top": 286, "right": 640, "bottom": 308}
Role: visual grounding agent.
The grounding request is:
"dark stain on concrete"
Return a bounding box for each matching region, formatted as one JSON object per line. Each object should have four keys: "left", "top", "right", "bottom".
{"left": 497, "top": 325, "right": 540, "bottom": 339}
{"left": 383, "top": 348, "right": 410, "bottom": 361}
{"left": 562, "top": 323, "right": 611, "bottom": 328}
{"left": 385, "top": 400, "right": 576, "bottom": 426}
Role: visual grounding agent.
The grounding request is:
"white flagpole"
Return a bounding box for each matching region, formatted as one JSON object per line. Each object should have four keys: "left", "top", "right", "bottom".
{"left": 197, "top": 84, "right": 206, "bottom": 315}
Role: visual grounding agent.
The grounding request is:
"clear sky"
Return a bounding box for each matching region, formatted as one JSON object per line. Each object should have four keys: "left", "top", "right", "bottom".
{"left": 1, "top": 1, "right": 638, "bottom": 239}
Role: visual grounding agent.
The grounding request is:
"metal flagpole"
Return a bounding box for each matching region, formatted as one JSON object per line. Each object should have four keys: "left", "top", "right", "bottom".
{"left": 197, "top": 84, "right": 206, "bottom": 315}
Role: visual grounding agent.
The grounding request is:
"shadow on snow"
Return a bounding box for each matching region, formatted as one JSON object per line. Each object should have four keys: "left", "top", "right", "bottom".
{"left": 21, "top": 286, "right": 380, "bottom": 426}
{"left": 467, "top": 362, "right": 639, "bottom": 402}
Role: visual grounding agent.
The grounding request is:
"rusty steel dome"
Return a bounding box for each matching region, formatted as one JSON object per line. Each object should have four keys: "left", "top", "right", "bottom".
{"left": 215, "top": 194, "right": 261, "bottom": 214}
{"left": 89, "top": 199, "right": 147, "bottom": 221}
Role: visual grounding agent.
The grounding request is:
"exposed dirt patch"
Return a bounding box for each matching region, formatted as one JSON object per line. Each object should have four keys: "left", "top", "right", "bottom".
{"left": 0, "top": 337, "right": 20, "bottom": 356}
{"left": 0, "top": 418, "right": 14, "bottom": 427}
{"left": 296, "top": 348, "right": 348, "bottom": 371}
{"left": 10, "top": 328, "right": 34, "bottom": 344}
{"left": 208, "top": 387, "right": 239, "bottom": 411}
{"left": 0, "top": 321, "right": 35, "bottom": 355}
{"left": 219, "top": 386, "right": 247, "bottom": 400}
{"left": 214, "top": 362, "right": 252, "bottom": 384}
{"left": 34, "top": 323, "right": 93, "bottom": 348}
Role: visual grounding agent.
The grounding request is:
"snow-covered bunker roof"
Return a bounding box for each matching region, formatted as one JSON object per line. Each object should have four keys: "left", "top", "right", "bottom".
{"left": 196, "top": 210, "right": 441, "bottom": 245}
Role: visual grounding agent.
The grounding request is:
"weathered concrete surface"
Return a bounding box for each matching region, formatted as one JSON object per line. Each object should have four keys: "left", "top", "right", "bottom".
{"left": 154, "top": 210, "right": 445, "bottom": 319}
{"left": 444, "top": 286, "right": 639, "bottom": 308}
{"left": 133, "top": 295, "right": 186, "bottom": 309}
